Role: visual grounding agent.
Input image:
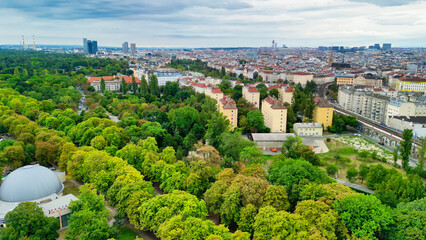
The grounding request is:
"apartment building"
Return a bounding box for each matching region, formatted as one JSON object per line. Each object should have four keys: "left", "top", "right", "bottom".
{"left": 397, "top": 77, "right": 426, "bottom": 93}
{"left": 219, "top": 96, "right": 238, "bottom": 129}
{"left": 261, "top": 96, "right": 287, "bottom": 132}
{"left": 336, "top": 75, "right": 355, "bottom": 85}
{"left": 286, "top": 72, "right": 313, "bottom": 86}
{"left": 205, "top": 86, "right": 224, "bottom": 109}
{"left": 243, "top": 85, "right": 260, "bottom": 109}
{"left": 313, "top": 100, "right": 334, "bottom": 129}
{"left": 278, "top": 85, "right": 294, "bottom": 104}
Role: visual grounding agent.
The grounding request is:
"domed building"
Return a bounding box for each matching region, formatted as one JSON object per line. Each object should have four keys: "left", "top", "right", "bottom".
{"left": 0, "top": 165, "right": 78, "bottom": 228}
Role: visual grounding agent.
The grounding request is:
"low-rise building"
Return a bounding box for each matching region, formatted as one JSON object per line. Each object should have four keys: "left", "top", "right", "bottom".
{"left": 313, "top": 100, "right": 334, "bottom": 129}
{"left": 293, "top": 123, "right": 323, "bottom": 136}
{"left": 219, "top": 96, "right": 238, "bottom": 129}
{"left": 388, "top": 116, "right": 426, "bottom": 139}
{"left": 243, "top": 85, "right": 260, "bottom": 109}
{"left": 153, "top": 71, "right": 182, "bottom": 86}
{"left": 87, "top": 75, "right": 141, "bottom": 92}
{"left": 261, "top": 96, "right": 287, "bottom": 132}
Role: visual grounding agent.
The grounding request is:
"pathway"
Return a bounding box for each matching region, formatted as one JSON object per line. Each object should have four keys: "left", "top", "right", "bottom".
{"left": 335, "top": 178, "right": 374, "bottom": 194}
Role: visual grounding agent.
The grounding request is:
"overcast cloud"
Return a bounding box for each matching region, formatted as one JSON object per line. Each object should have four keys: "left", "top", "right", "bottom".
{"left": 0, "top": 0, "right": 425, "bottom": 47}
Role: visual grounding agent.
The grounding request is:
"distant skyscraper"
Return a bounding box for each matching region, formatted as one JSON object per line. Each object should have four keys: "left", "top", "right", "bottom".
{"left": 91, "top": 41, "right": 98, "bottom": 54}
{"left": 83, "top": 39, "right": 98, "bottom": 54}
{"left": 83, "top": 38, "right": 88, "bottom": 53}
{"left": 87, "top": 40, "right": 92, "bottom": 54}
{"left": 382, "top": 43, "right": 392, "bottom": 50}
{"left": 122, "top": 42, "right": 129, "bottom": 53}
{"left": 130, "top": 43, "right": 136, "bottom": 55}
{"left": 374, "top": 43, "right": 380, "bottom": 50}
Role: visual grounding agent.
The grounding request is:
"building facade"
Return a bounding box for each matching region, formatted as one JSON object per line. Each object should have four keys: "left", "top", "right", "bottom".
{"left": 153, "top": 71, "right": 182, "bottom": 86}
{"left": 261, "top": 96, "right": 287, "bottom": 132}
{"left": 286, "top": 72, "right": 313, "bottom": 86}
{"left": 87, "top": 76, "right": 141, "bottom": 92}
{"left": 243, "top": 85, "right": 260, "bottom": 109}
{"left": 313, "top": 100, "right": 334, "bottom": 129}
{"left": 293, "top": 123, "right": 323, "bottom": 136}
{"left": 219, "top": 96, "right": 238, "bottom": 129}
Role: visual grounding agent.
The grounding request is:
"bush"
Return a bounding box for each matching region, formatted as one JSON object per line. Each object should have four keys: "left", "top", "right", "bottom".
{"left": 326, "top": 164, "right": 338, "bottom": 176}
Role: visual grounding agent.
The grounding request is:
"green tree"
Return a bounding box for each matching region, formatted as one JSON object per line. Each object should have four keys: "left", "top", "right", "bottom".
{"left": 246, "top": 110, "right": 267, "bottom": 133}
{"left": 138, "top": 190, "right": 208, "bottom": 233}
{"left": 416, "top": 137, "right": 425, "bottom": 170}
{"left": 13, "top": 67, "right": 20, "bottom": 77}
{"left": 66, "top": 185, "right": 117, "bottom": 240}
{"left": 149, "top": 74, "right": 160, "bottom": 96}
{"left": 0, "top": 202, "right": 59, "bottom": 240}
{"left": 131, "top": 75, "right": 137, "bottom": 94}
{"left": 333, "top": 195, "right": 393, "bottom": 239}
{"left": 269, "top": 88, "right": 279, "bottom": 98}
{"left": 281, "top": 135, "right": 303, "bottom": 158}
{"left": 239, "top": 146, "right": 263, "bottom": 165}
{"left": 100, "top": 77, "right": 106, "bottom": 93}
{"left": 120, "top": 77, "right": 128, "bottom": 94}
{"left": 326, "top": 164, "right": 338, "bottom": 176}
{"left": 400, "top": 129, "right": 413, "bottom": 170}
{"left": 346, "top": 167, "right": 358, "bottom": 183}
{"left": 205, "top": 113, "right": 230, "bottom": 149}
{"left": 393, "top": 147, "right": 399, "bottom": 167}
{"left": 139, "top": 75, "right": 149, "bottom": 95}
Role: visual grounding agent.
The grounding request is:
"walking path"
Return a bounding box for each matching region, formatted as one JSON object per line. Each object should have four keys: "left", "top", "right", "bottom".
{"left": 335, "top": 178, "right": 374, "bottom": 194}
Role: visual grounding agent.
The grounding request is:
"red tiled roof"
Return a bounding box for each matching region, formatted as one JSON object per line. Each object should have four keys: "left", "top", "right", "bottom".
{"left": 87, "top": 76, "right": 141, "bottom": 84}
{"left": 212, "top": 88, "right": 223, "bottom": 93}
{"left": 220, "top": 96, "right": 237, "bottom": 109}
{"left": 263, "top": 96, "right": 286, "bottom": 109}
{"left": 291, "top": 72, "right": 313, "bottom": 76}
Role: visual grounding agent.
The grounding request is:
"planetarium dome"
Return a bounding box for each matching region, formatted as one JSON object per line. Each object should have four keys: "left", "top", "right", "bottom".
{"left": 0, "top": 165, "right": 64, "bottom": 202}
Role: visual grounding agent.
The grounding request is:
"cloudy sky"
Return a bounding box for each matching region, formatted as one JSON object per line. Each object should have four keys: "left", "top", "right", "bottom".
{"left": 1, "top": 0, "right": 425, "bottom": 48}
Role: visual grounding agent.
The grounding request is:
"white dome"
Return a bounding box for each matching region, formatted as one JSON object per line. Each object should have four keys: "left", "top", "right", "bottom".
{"left": 0, "top": 165, "right": 64, "bottom": 202}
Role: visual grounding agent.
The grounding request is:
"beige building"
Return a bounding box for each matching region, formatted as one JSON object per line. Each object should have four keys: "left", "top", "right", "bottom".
{"left": 294, "top": 123, "right": 323, "bottom": 136}
{"left": 219, "top": 96, "right": 238, "bottom": 129}
{"left": 261, "top": 96, "right": 287, "bottom": 132}
{"left": 286, "top": 72, "right": 314, "bottom": 86}
{"left": 205, "top": 86, "right": 224, "bottom": 109}
{"left": 243, "top": 85, "right": 260, "bottom": 108}
{"left": 336, "top": 75, "right": 355, "bottom": 85}
{"left": 278, "top": 85, "right": 295, "bottom": 104}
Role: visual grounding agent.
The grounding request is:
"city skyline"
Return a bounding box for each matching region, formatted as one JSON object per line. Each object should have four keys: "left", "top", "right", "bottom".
{"left": 1, "top": 0, "right": 426, "bottom": 48}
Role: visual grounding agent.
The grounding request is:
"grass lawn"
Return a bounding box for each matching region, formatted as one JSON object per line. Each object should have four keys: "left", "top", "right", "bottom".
{"left": 117, "top": 226, "right": 140, "bottom": 240}
{"left": 62, "top": 180, "right": 80, "bottom": 196}
{"left": 319, "top": 139, "right": 408, "bottom": 183}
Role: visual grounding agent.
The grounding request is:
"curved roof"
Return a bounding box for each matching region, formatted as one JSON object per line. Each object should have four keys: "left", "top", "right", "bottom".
{"left": 0, "top": 165, "right": 63, "bottom": 202}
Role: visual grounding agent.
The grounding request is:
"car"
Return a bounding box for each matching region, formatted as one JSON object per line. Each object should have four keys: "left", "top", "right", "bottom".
{"left": 271, "top": 148, "right": 278, "bottom": 152}
{"left": 379, "top": 142, "right": 385, "bottom": 146}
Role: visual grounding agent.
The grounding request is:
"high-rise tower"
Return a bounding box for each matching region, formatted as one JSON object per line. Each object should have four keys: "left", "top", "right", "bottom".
{"left": 83, "top": 38, "right": 88, "bottom": 53}
{"left": 328, "top": 46, "right": 334, "bottom": 67}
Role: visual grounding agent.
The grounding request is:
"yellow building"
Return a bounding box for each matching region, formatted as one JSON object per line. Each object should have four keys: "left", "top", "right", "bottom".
{"left": 219, "top": 96, "right": 238, "bottom": 129}
{"left": 336, "top": 75, "right": 355, "bottom": 85}
{"left": 205, "top": 86, "right": 224, "bottom": 109}
{"left": 313, "top": 100, "right": 334, "bottom": 129}
{"left": 261, "top": 96, "right": 287, "bottom": 132}
{"left": 397, "top": 77, "right": 426, "bottom": 92}
{"left": 243, "top": 85, "right": 260, "bottom": 109}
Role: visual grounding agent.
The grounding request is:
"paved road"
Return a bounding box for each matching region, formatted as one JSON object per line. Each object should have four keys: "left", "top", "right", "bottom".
{"left": 335, "top": 178, "right": 374, "bottom": 194}
{"left": 75, "top": 87, "right": 88, "bottom": 114}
